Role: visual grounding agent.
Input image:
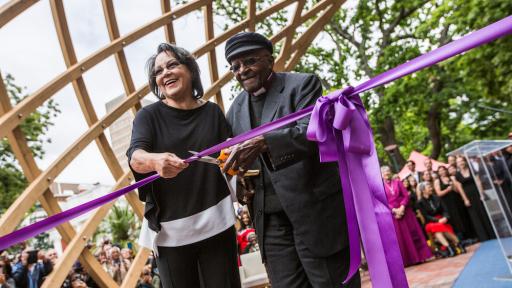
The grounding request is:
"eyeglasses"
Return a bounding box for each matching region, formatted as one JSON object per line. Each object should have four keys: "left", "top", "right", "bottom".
{"left": 229, "top": 56, "right": 266, "bottom": 73}
{"left": 154, "top": 60, "right": 181, "bottom": 77}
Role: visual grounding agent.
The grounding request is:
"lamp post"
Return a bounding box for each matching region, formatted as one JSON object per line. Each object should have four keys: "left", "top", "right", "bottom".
{"left": 384, "top": 144, "right": 400, "bottom": 173}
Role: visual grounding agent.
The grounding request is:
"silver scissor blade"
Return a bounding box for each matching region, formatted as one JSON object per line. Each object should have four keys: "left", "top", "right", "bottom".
{"left": 189, "top": 151, "right": 219, "bottom": 165}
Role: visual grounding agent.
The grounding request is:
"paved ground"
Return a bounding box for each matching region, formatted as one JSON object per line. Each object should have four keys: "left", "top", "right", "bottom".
{"left": 361, "top": 244, "right": 479, "bottom": 288}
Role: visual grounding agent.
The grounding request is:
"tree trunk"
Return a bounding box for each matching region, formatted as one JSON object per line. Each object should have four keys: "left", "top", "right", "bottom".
{"left": 378, "top": 116, "right": 406, "bottom": 172}
{"left": 427, "top": 103, "right": 442, "bottom": 160}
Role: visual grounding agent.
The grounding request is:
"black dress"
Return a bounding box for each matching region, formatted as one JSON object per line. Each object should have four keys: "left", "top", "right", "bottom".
{"left": 456, "top": 171, "right": 496, "bottom": 241}
{"left": 437, "top": 178, "right": 474, "bottom": 239}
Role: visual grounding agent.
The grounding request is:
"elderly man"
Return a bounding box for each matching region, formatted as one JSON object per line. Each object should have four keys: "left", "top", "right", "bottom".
{"left": 223, "top": 32, "right": 360, "bottom": 288}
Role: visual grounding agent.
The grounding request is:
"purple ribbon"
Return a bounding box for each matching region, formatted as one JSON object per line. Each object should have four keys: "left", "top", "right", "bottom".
{"left": 0, "top": 174, "right": 160, "bottom": 251}
{"left": 307, "top": 87, "right": 407, "bottom": 286}
{"left": 1, "top": 15, "right": 511, "bottom": 286}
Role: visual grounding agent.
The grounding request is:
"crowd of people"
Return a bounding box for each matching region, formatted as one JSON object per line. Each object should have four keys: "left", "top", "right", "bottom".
{"left": 0, "top": 240, "right": 161, "bottom": 288}
{"left": 236, "top": 210, "right": 259, "bottom": 256}
{"left": 382, "top": 154, "right": 502, "bottom": 267}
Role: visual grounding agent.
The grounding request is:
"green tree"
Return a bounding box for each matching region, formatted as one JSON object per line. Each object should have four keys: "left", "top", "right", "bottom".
{"left": 105, "top": 204, "right": 139, "bottom": 246}
{"left": 0, "top": 73, "right": 60, "bottom": 212}
{"left": 325, "top": 0, "right": 511, "bottom": 164}
{"left": 211, "top": 0, "right": 512, "bottom": 168}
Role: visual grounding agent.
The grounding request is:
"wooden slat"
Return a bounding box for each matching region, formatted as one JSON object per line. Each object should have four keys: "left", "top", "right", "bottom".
{"left": 193, "top": 0, "right": 295, "bottom": 58}
{"left": 120, "top": 247, "right": 151, "bottom": 288}
{"left": 274, "top": 0, "right": 305, "bottom": 71}
{"left": 203, "top": 70, "right": 234, "bottom": 101}
{"left": 39, "top": 193, "right": 117, "bottom": 288}
{"left": 101, "top": 0, "right": 141, "bottom": 112}
{"left": 203, "top": 0, "right": 335, "bottom": 100}
{"left": 247, "top": 0, "right": 257, "bottom": 31}
{"left": 272, "top": 0, "right": 332, "bottom": 43}
{"left": 0, "top": 0, "right": 39, "bottom": 28}
{"left": 257, "top": 0, "right": 295, "bottom": 21}
{"left": 124, "top": 190, "right": 144, "bottom": 219}
{"left": 0, "top": 72, "right": 116, "bottom": 288}
{"left": 160, "top": 0, "right": 176, "bottom": 44}
{"left": 286, "top": 0, "right": 344, "bottom": 71}
{"left": 41, "top": 172, "right": 131, "bottom": 288}
{"left": 0, "top": 0, "right": 303, "bottom": 138}
{"left": 50, "top": 0, "right": 124, "bottom": 180}
{"left": 0, "top": 0, "right": 207, "bottom": 139}
{"left": 193, "top": 19, "right": 250, "bottom": 58}
{"left": 0, "top": 85, "right": 149, "bottom": 236}
{"left": 203, "top": 1, "right": 224, "bottom": 111}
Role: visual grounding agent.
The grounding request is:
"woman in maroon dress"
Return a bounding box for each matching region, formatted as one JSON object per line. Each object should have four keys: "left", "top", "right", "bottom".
{"left": 381, "top": 166, "right": 432, "bottom": 266}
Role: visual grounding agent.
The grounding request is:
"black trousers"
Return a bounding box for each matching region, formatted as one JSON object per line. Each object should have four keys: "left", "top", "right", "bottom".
{"left": 156, "top": 226, "right": 241, "bottom": 288}
{"left": 263, "top": 211, "right": 361, "bottom": 288}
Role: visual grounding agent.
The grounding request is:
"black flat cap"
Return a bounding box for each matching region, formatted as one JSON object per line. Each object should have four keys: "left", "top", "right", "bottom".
{"left": 225, "top": 32, "right": 273, "bottom": 63}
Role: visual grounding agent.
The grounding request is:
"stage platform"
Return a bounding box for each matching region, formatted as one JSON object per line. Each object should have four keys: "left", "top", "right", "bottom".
{"left": 361, "top": 240, "right": 512, "bottom": 287}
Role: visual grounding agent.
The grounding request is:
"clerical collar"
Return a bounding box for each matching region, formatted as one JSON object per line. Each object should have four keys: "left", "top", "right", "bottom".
{"left": 251, "top": 72, "right": 274, "bottom": 96}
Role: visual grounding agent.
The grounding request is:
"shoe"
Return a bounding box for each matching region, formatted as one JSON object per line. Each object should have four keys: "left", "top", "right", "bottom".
{"left": 438, "top": 246, "right": 449, "bottom": 258}
{"left": 457, "top": 242, "right": 466, "bottom": 254}
{"left": 447, "top": 245, "right": 456, "bottom": 257}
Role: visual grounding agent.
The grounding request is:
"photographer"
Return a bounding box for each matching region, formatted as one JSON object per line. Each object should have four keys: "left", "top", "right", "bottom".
{"left": 13, "top": 248, "right": 46, "bottom": 288}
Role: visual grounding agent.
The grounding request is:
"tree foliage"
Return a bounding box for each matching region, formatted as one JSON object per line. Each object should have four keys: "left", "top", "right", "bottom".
{"left": 105, "top": 204, "right": 139, "bottom": 246}
{"left": 212, "top": 0, "right": 511, "bottom": 170}
{"left": 0, "top": 74, "right": 60, "bottom": 212}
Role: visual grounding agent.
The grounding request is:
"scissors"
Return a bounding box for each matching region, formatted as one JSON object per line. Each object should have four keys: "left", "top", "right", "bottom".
{"left": 189, "top": 150, "right": 239, "bottom": 176}
{"left": 188, "top": 151, "right": 221, "bottom": 165}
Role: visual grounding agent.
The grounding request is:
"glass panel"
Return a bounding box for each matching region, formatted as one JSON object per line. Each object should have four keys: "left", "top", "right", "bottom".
{"left": 460, "top": 141, "right": 512, "bottom": 274}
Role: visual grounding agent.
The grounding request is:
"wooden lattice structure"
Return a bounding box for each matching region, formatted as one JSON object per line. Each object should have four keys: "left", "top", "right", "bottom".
{"left": 0, "top": 0, "right": 344, "bottom": 287}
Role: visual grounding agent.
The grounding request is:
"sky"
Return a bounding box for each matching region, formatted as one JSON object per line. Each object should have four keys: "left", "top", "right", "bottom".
{"left": 0, "top": 0, "right": 354, "bottom": 185}
{"left": 0, "top": 0, "right": 235, "bottom": 185}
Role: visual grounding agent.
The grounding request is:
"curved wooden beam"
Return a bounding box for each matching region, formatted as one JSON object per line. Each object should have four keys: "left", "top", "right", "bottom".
{"left": 0, "top": 0, "right": 39, "bottom": 28}
{"left": 0, "top": 85, "right": 149, "bottom": 236}
{"left": 0, "top": 0, "right": 206, "bottom": 138}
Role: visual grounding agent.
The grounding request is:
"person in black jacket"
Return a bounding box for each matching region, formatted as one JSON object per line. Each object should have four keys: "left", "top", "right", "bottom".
{"left": 222, "top": 32, "right": 360, "bottom": 288}
{"left": 417, "top": 182, "right": 464, "bottom": 257}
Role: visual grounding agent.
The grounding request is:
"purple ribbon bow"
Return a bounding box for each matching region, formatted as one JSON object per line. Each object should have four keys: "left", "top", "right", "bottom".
{"left": 307, "top": 87, "right": 408, "bottom": 287}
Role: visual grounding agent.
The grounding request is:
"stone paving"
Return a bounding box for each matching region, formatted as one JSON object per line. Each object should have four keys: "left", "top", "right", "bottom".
{"left": 361, "top": 244, "right": 479, "bottom": 288}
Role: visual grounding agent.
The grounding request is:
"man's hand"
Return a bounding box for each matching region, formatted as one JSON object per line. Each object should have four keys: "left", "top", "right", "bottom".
{"left": 222, "top": 136, "right": 267, "bottom": 175}
{"left": 439, "top": 217, "right": 448, "bottom": 224}
{"left": 152, "top": 153, "right": 189, "bottom": 178}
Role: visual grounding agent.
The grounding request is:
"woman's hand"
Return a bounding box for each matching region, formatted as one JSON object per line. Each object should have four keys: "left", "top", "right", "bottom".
{"left": 152, "top": 153, "right": 189, "bottom": 178}
{"left": 393, "top": 206, "right": 405, "bottom": 219}
{"left": 439, "top": 217, "right": 448, "bottom": 224}
{"left": 464, "top": 199, "right": 471, "bottom": 207}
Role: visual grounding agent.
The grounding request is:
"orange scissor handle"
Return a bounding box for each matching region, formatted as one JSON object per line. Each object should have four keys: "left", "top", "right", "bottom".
{"left": 217, "top": 149, "right": 237, "bottom": 176}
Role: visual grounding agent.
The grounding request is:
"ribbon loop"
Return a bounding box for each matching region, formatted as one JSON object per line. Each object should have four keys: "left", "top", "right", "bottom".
{"left": 306, "top": 86, "right": 408, "bottom": 287}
